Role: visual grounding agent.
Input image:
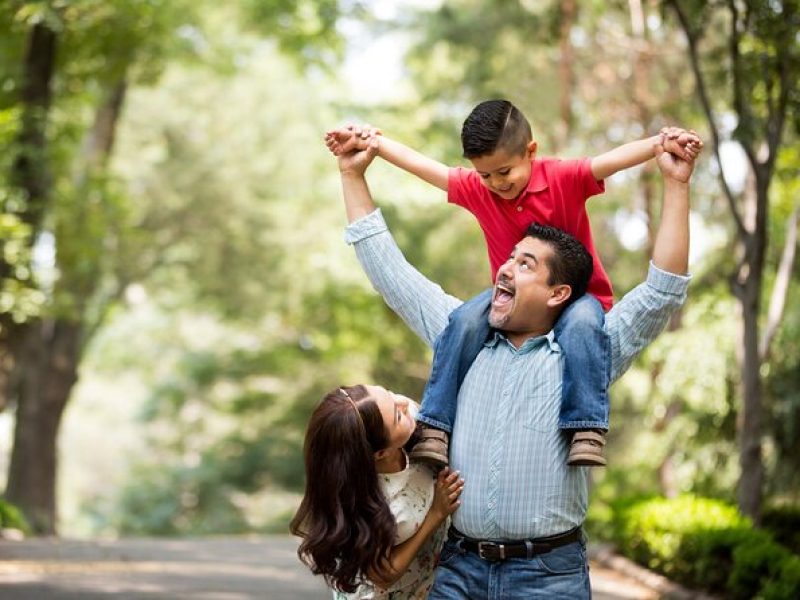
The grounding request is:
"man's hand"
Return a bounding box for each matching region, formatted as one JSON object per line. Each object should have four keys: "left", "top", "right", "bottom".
{"left": 325, "top": 123, "right": 382, "bottom": 156}
{"left": 655, "top": 135, "right": 697, "bottom": 183}
{"left": 336, "top": 134, "right": 380, "bottom": 177}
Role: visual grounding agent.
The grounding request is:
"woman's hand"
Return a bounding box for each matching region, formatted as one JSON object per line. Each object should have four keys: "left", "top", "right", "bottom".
{"left": 430, "top": 467, "right": 464, "bottom": 522}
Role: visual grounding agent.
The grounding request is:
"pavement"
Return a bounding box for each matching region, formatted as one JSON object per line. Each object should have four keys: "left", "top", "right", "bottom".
{"left": 0, "top": 536, "right": 685, "bottom": 599}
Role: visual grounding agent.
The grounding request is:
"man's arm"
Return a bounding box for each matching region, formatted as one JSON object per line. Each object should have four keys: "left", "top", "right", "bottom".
{"left": 605, "top": 138, "right": 694, "bottom": 381}
{"left": 337, "top": 142, "right": 462, "bottom": 347}
{"left": 327, "top": 125, "right": 450, "bottom": 191}
{"left": 590, "top": 127, "right": 702, "bottom": 181}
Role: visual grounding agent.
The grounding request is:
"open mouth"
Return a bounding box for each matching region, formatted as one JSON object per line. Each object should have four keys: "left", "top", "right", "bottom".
{"left": 492, "top": 282, "right": 515, "bottom": 307}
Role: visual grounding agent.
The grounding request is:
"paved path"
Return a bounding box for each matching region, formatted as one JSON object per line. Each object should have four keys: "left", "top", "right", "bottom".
{"left": 0, "top": 536, "right": 664, "bottom": 599}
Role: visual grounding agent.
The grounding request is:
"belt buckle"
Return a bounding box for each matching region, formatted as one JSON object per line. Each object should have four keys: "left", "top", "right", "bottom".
{"left": 477, "top": 541, "right": 505, "bottom": 561}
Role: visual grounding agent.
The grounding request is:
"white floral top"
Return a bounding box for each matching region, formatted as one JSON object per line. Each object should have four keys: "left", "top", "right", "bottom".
{"left": 333, "top": 456, "right": 446, "bottom": 599}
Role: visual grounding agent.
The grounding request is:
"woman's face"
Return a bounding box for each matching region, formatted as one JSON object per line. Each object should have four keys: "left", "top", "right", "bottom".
{"left": 364, "top": 385, "right": 417, "bottom": 450}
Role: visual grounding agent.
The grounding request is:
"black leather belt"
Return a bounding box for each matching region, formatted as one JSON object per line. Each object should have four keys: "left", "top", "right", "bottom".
{"left": 449, "top": 526, "right": 582, "bottom": 562}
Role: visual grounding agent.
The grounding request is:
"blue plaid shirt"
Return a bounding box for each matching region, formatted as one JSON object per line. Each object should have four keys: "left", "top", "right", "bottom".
{"left": 346, "top": 209, "right": 690, "bottom": 540}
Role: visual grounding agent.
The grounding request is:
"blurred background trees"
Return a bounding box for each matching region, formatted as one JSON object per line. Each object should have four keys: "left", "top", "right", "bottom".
{"left": 0, "top": 0, "right": 797, "bottom": 541}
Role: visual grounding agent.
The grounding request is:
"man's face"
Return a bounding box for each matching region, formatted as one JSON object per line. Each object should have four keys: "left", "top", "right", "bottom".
{"left": 469, "top": 143, "right": 535, "bottom": 201}
{"left": 489, "top": 237, "right": 566, "bottom": 334}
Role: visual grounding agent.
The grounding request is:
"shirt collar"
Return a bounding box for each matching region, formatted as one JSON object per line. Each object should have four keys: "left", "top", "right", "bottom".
{"left": 484, "top": 329, "right": 560, "bottom": 354}
{"left": 525, "top": 158, "right": 549, "bottom": 194}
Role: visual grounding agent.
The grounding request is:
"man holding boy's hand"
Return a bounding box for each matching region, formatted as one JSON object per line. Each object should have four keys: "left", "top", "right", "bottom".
{"left": 337, "top": 122, "right": 697, "bottom": 599}
{"left": 327, "top": 103, "right": 701, "bottom": 475}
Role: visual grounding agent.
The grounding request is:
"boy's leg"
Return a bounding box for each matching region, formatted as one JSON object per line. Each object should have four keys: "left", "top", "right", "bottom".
{"left": 412, "top": 288, "right": 493, "bottom": 467}
{"left": 553, "top": 294, "right": 610, "bottom": 466}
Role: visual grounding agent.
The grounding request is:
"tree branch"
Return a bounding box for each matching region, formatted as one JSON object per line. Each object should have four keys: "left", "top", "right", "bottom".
{"left": 667, "top": 0, "right": 747, "bottom": 237}
{"left": 759, "top": 205, "right": 799, "bottom": 362}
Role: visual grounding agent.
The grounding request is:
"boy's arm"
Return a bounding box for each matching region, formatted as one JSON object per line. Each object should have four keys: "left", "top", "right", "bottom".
{"left": 590, "top": 128, "right": 702, "bottom": 181}
{"left": 327, "top": 125, "right": 450, "bottom": 192}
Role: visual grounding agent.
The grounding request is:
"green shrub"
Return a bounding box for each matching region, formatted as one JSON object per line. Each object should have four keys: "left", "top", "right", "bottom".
{"left": 762, "top": 505, "right": 800, "bottom": 554}
{"left": 760, "top": 555, "right": 800, "bottom": 600}
{"left": 611, "top": 495, "right": 747, "bottom": 578}
{"left": 679, "top": 527, "right": 765, "bottom": 593}
{"left": 608, "top": 495, "right": 799, "bottom": 599}
{"left": 728, "top": 538, "right": 788, "bottom": 600}
{"left": 0, "top": 497, "right": 30, "bottom": 533}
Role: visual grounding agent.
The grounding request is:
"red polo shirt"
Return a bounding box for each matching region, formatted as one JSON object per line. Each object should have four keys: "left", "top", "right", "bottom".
{"left": 448, "top": 157, "right": 613, "bottom": 310}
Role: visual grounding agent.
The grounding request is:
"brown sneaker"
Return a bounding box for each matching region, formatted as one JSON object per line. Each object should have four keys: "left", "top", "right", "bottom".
{"left": 409, "top": 425, "right": 449, "bottom": 469}
{"left": 567, "top": 430, "right": 607, "bottom": 467}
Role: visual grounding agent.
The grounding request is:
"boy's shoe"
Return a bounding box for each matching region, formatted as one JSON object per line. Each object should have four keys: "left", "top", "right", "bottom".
{"left": 567, "top": 430, "right": 607, "bottom": 466}
{"left": 409, "top": 424, "right": 449, "bottom": 469}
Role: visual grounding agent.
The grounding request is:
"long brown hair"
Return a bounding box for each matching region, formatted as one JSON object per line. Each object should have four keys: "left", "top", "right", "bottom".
{"left": 289, "top": 385, "right": 397, "bottom": 592}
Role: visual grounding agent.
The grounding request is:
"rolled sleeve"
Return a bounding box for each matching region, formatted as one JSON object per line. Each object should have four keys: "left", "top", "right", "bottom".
{"left": 607, "top": 262, "right": 691, "bottom": 381}
{"left": 344, "top": 208, "right": 389, "bottom": 245}
{"left": 645, "top": 261, "right": 691, "bottom": 297}
{"left": 345, "top": 209, "right": 462, "bottom": 348}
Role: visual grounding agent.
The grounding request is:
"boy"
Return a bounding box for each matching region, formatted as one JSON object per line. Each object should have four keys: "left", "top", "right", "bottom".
{"left": 327, "top": 99, "right": 701, "bottom": 468}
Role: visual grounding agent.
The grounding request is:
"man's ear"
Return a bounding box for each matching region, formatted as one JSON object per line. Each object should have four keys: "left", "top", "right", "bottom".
{"left": 526, "top": 140, "right": 538, "bottom": 159}
{"left": 547, "top": 284, "right": 572, "bottom": 308}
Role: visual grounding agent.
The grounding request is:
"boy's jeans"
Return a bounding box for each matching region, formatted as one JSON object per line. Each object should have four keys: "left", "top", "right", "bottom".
{"left": 417, "top": 290, "right": 610, "bottom": 433}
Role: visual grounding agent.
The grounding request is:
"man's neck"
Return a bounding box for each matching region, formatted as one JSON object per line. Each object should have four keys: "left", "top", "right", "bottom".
{"left": 504, "top": 327, "right": 551, "bottom": 350}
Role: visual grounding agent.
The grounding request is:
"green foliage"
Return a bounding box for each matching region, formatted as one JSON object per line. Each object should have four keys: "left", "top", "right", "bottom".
{"left": 605, "top": 495, "right": 800, "bottom": 598}
{"left": 762, "top": 505, "right": 800, "bottom": 554}
{"left": 241, "top": 0, "right": 344, "bottom": 68}
{"left": 25, "top": 0, "right": 795, "bottom": 540}
{"left": 0, "top": 497, "right": 31, "bottom": 533}
{"left": 611, "top": 495, "right": 748, "bottom": 575}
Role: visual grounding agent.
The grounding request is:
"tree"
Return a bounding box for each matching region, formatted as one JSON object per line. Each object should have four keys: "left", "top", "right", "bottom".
{"left": 0, "top": 0, "right": 348, "bottom": 534}
{"left": 665, "top": 0, "right": 800, "bottom": 522}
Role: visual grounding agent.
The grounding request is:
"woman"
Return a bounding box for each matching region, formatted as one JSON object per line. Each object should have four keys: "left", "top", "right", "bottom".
{"left": 290, "top": 384, "right": 464, "bottom": 599}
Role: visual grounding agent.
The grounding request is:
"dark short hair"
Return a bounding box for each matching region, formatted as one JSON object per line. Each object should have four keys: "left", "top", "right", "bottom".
{"left": 524, "top": 223, "right": 593, "bottom": 307}
{"left": 461, "top": 99, "right": 533, "bottom": 159}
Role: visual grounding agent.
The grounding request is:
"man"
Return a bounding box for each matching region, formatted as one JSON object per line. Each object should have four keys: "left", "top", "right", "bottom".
{"left": 337, "top": 135, "right": 694, "bottom": 599}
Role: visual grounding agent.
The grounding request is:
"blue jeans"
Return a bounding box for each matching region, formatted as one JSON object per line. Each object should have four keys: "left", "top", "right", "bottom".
{"left": 417, "top": 291, "right": 610, "bottom": 433}
{"left": 428, "top": 537, "right": 590, "bottom": 599}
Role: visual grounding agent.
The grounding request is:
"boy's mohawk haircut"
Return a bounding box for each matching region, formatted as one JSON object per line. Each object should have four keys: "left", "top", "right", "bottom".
{"left": 461, "top": 99, "right": 532, "bottom": 159}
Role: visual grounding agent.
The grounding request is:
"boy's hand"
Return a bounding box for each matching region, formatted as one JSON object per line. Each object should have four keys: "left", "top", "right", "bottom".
{"left": 660, "top": 127, "right": 703, "bottom": 162}
{"left": 325, "top": 123, "right": 382, "bottom": 156}
{"left": 655, "top": 136, "right": 695, "bottom": 183}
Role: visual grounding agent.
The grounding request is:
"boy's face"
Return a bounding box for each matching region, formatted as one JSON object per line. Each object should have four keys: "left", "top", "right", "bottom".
{"left": 470, "top": 141, "right": 537, "bottom": 201}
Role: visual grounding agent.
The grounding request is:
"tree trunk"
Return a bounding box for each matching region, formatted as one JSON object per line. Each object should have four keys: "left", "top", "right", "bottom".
{"left": 4, "top": 77, "right": 128, "bottom": 535}
{"left": 735, "top": 174, "right": 769, "bottom": 523}
{"left": 5, "top": 319, "right": 81, "bottom": 534}
{"left": 0, "top": 23, "right": 58, "bottom": 410}
{"left": 738, "top": 285, "right": 763, "bottom": 522}
{"left": 556, "top": 0, "right": 576, "bottom": 150}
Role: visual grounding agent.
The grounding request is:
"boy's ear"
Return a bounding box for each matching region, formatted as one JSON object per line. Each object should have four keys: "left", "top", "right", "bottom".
{"left": 526, "top": 140, "right": 538, "bottom": 158}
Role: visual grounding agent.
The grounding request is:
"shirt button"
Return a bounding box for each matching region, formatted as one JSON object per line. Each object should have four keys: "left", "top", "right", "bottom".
{"left": 516, "top": 206, "right": 523, "bottom": 212}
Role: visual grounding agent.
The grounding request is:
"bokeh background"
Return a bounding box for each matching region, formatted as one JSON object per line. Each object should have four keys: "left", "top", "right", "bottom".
{"left": 0, "top": 0, "right": 797, "bottom": 555}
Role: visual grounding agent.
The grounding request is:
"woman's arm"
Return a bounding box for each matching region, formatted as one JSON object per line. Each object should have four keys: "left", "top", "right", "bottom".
{"left": 367, "top": 468, "right": 464, "bottom": 589}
